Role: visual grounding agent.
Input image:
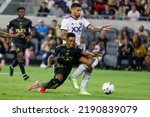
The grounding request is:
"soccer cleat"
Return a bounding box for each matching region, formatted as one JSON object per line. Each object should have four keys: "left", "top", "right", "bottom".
{"left": 9, "top": 66, "right": 14, "bottom": 77}
{"left": 40, "top": 63, "right": 47, "bottom": 68}
{"left": 39, "top": 87, "right": 46, "bottom": 93}
{"left": 79, "top": 90, "right": 91, "bottom": 95}
{"left": 28, "top": 81, "right": 40, "bottom": 91}
{"left": 23, "top": 74, "right": 29, "bottom": 81}
{"left": 69, "top": 76, "right": 79, "bottom": 90}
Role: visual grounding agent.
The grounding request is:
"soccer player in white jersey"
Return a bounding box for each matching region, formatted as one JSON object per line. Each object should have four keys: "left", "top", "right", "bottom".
{"left": 61, "top": 3, "right": 111, "bottom": 95}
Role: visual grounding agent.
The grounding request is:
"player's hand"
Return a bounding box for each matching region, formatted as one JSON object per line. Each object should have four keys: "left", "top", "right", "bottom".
{"left": 14, "top": 32, "right": 25, "bottom": 38}
{"left": 0, "top": 37, "right": 5, "bottom": 43}
{"left": 25, "top": 35, "right": 32, "bottom": 41}
{"left": 87, "top": 52, "right": 96, "bottom": 58}
{"left": 93, "top": 52, "right": 101, "bottom": 57}
{"left": 100, "top": 24, "right": 112, "bottom": 31}
{"left": 88, "top": 52, "right": 102, "bottom": 58}
{"left": 45, "top": 65, "right": 52, "bottom": 70}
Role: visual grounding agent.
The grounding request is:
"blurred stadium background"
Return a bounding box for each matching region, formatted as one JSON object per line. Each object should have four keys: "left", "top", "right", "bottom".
{"left": 0, "top": 0, "right": 150, "bottom": 71}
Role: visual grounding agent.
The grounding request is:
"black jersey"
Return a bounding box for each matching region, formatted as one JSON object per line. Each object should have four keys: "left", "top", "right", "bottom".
{"left": 52, "top": 44, "right": 82, "bottom": 67}
{"left": 7, "top": 17, "right": 33, "bottom": 46}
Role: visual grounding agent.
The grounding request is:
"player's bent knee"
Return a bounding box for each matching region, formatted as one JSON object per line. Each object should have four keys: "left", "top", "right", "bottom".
{"left": 17, "top": 52, "right": 23, "bottom": 58}
{"left": 86, "top": 66, "right": 93, "bottom": 73}
{"left": 17, "top": 52, "right": 24, "bottom": 61}
{"left": 56, "top": 74, "right": 63, "bottom": 81}
{"left": 79, "top": 57, "right": 92, "bottom": 67}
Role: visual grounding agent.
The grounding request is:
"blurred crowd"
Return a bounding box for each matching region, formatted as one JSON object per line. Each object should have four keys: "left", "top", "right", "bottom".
{"left": 36, "top": 0, "right": 150, "bottom": 21}
{"left": 0, "top": 18, "right": 150, "bottom": 71}
{"left": 0, "top": 0, "right": 150, "bottom": 71}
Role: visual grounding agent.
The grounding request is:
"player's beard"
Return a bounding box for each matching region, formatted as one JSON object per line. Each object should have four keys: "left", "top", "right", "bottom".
{"left": 19, "top": 16, "right": 24, "bottom": 19}
{"left": 18, "top": 14, "right": 24, "bottom": 19}
{"left": 75, "top": 14, "right": 80, "bottom": 18}
{"left": 71, "top": 14, "right": 80, "bottom": 19}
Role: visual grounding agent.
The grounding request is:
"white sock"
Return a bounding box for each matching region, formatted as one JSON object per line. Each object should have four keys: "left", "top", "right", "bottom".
{"left": 72, "top": 64, "right": 87, "bottom": 79}
{"left": 80, "top": 71, "right": 91, "bottom": 92}
{"left": 92, "top": 57, "right": 102, "bottom": 68}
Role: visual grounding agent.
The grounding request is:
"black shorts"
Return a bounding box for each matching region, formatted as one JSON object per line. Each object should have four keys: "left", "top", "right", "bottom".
{"left": 14, "top": 43, "right": 27, "bottom": 53}
{"left": 54, "top": 65, "right": 72, "bottom": 85}
{"left": 74, "top": 55, "right": 82, "bottom": 66}
{"left": 73, "top": 46, "right": 83, "bottom": 65}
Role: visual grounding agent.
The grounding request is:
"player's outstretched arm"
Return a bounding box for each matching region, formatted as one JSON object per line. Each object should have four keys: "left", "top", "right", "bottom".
{"left": 45, "top": 55, "right": 55, "bottom": 69}
{"left": 87, "top": 24, "right": 112, "bottom": 32}
{"left": 0, "top": 31, "right": 25, "bottom": 39}
{"left": 81, "top": 50, "right": 101, "bottom": 58}
{"left": 81, "top": 51, "right": 94, "bottom": 58}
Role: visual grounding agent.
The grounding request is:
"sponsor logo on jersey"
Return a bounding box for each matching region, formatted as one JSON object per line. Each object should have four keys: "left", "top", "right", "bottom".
{"left": 71, "top": 26, "right": 81, "bottom": 32}
{"left": 16, "top": 28, "right": 26, "bottom": 33}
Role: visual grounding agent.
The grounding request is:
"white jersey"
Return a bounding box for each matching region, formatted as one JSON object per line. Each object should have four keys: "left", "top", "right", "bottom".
{"left": 61, "top": 16, "right": 90, "bottom": 45}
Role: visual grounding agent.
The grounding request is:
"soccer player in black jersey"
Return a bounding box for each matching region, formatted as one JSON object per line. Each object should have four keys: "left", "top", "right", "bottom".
{"left": 28, "top": 33, "right": 99, "bottom": 93}
{"left": 7, "top": 7, "right": 34, "bottom": 80}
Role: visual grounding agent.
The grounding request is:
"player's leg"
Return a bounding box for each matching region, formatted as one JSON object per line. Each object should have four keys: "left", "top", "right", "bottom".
{"left": 17, "top": 48, "right": 29, "bottom": 80}
{"left": 39, "top": 74, "right": 63, "bottom": 93}
{"left": 79, "top": 57, "right": 101, "bottom": 95}
{"left": 69, "top": 56, "right": 101, "bottom": 91}
{"left": 78, "top": 57, "right": 93, "bottom": 95}
{"left": 28, "top": 75, "right": 62, "bottom": 92}
{"left": 9, "top": 52, "right": 18, "bottom": 77}
{"left": 69, "top": 64, "right": 87, "bottom": 89}
{"left": 79, "top": 71, "right": 91, "bottom": 95}
{"left": 39, "top": 67, "right": 72, "bottom": 93}
{"left": 28, "top": 66, "right": 62, "bottom": 92}
{"left": 69, "top": 55, "right": 93, "bottom": 90}
{"left": 70, "top": 56, "right": 101, "bottom": 81}
{"left": 92, "top": 57, "right": 102, "bottom": 68}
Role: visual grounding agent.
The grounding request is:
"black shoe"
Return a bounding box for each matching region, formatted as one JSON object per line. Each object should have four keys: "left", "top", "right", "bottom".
{"left": 9, "top": 66, "right": 14, "bottom": 77}
{"left": 23, "top": 74, "right": 29, "bottom": 81}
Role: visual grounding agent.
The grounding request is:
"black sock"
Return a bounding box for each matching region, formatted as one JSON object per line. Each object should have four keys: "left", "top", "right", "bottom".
{"left": 44, "top": 78, "right": 60, "bottom": 89}
{"left": 12, "top": 59, "right": 18, "bottom": 68}
{"left": 19, "top": 62, "right": 26, "bottom": 75}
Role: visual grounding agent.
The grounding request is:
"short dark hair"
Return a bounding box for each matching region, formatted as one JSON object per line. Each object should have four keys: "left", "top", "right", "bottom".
{"left": 71, "top": 3, "right": 81, "bottom": 9}
{"left": 52, "top": 19, "right": 57, "bottom": 23}
{"left": 67, "top": 33, "right": 76, "bottom": 39}
{"left": 17, "top": 7, "right": 25, "bottom": 11}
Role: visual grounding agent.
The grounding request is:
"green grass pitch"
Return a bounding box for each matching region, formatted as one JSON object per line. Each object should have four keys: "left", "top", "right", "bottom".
{"left": 0, "top": 66, "right": 150, "bottom": 100}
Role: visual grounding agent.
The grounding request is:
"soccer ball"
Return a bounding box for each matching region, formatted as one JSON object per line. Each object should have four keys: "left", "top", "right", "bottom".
{"left": 102, "top": 82, "right": 115, "bottom": 94}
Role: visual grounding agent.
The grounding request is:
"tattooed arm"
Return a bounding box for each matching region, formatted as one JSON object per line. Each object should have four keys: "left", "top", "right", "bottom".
{"left": 0, "top": 31, "right": 25, "bottom": 39}
{"left": 87, "top": 24, "right": 112, "bottom": 32}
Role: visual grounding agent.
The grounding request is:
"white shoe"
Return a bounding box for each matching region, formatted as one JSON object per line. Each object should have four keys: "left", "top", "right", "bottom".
{"left": 40, "top": 63, "right": 47, "bottom": 68}
{"left": 79, "top": 90, "right": 91, "bottom": 95}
